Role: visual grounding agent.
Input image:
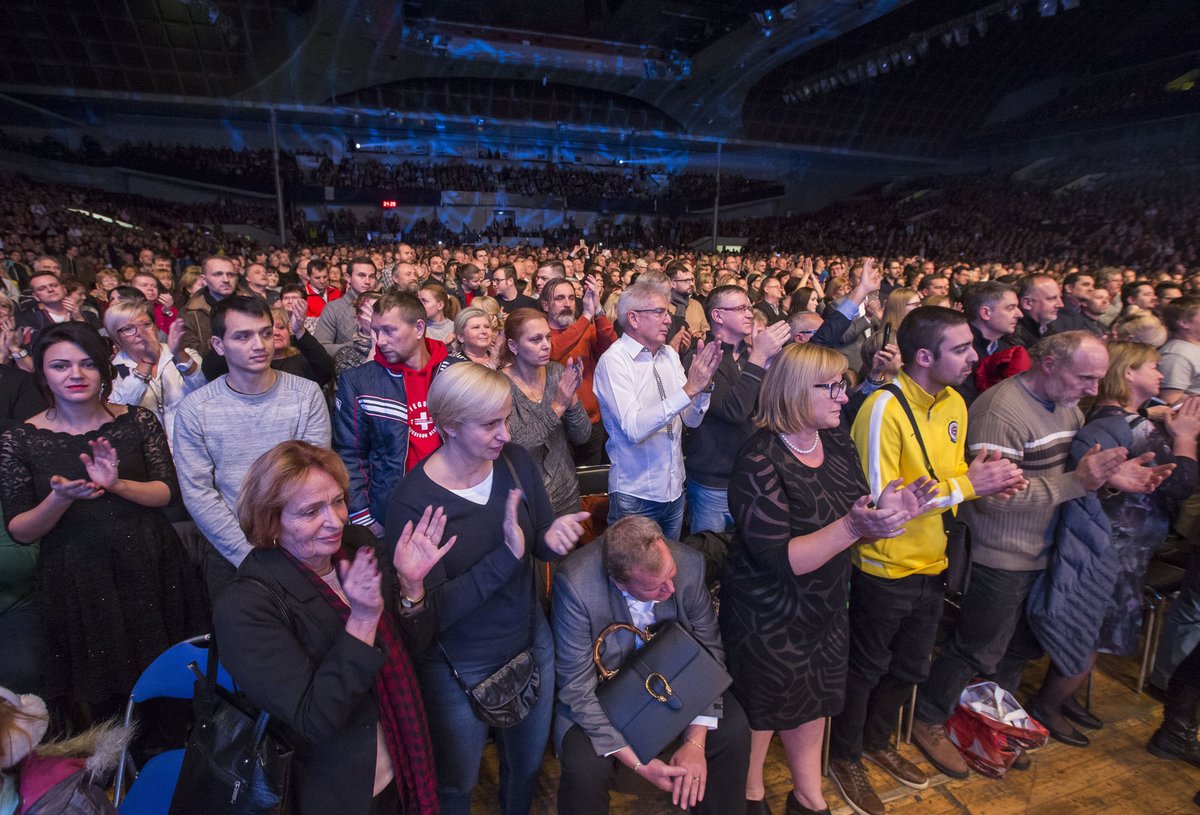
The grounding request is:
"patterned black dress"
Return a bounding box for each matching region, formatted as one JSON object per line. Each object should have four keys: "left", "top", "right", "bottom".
{"left": 0, "top": 406, "right": 202, "bottom": 709}
{"left": 719, "top": 426, "right": 867, "bottom": 730}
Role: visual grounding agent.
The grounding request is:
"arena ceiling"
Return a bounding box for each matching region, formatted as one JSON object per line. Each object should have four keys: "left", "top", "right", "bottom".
{"left": 0, "top": 0, "right": 1196, "bottom": 159}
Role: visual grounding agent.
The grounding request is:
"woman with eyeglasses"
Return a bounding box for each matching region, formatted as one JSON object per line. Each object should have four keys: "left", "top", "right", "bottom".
{"left": 106, "top": 301, "right": 204, "bottom": 448}
{"left": 719, "top": 343, "right": 932, "bottom": 815}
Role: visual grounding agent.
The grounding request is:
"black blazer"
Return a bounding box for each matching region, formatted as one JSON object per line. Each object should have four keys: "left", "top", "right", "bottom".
{"left": 212, "top": 526, "right": 432, "bottom": 815}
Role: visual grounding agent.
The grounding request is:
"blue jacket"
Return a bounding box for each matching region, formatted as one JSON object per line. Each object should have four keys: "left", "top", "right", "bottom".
{"left": 332, "top": 346, "right": 456, "bottom": 529}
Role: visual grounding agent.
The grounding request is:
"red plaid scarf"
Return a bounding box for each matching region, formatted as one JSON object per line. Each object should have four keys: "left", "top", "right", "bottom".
{"left": 281, "top": 548, "right": 439, "bottom": 814}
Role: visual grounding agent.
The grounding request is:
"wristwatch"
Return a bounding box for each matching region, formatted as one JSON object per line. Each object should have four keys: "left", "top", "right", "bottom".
{"left": 399, "top": 590, "right": 425, "bottom": 609}
{"left": 11, "top": 349, "right": 28, "bottom": 359}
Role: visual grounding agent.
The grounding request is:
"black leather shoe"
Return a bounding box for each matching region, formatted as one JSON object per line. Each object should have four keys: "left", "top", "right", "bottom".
{"left": 1062, "top": 701, "right": 1104, "bottom": 730}
{"left": 1028, "top": 700, "right": 1090, "bottom": 748}
{"left": 747, "top": 799, "right": 773, "bottom": 815}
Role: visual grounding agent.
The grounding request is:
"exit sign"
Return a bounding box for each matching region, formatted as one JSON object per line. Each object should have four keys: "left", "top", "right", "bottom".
{"left": 381, "top": 200, "right": 398, "bottom": 208}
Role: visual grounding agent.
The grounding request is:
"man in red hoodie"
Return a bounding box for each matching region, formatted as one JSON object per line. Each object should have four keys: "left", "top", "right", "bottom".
{"left": 332, "top": 290, "right": 456, "bottom": 535}
{"left": 541, "top": 275, "right": 617, "bottom": 465}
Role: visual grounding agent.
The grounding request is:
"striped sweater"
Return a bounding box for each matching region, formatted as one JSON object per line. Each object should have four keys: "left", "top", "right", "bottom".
{"left": 959, "top": 374, "right": 1088, "bottom": 571}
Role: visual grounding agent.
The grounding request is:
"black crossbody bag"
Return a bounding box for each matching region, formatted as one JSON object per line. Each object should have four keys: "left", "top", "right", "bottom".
{"left": 436, "top": 452, "right": 542, "bottom": 728}
{"left": 882, "top": 384, "right": 972, "bottom": 595}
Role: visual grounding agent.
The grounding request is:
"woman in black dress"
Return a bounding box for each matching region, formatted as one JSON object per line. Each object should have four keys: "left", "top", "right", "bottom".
{"left": 0, "top": 323, "right": 201, "bottom": 729}
{"left": 719, "top": 343, "right": 931, "bottom": 815}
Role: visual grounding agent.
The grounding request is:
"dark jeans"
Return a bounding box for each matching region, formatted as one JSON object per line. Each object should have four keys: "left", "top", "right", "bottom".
{"left": 916, "top": 564, "right": 1043, "bottom": 725}
{"left": 573, "top": 420, "right": 608, "bottom": 467}
{"left": 556, "top": 690, "right": 750, "bottom": 815}
{"left": 204, "top": 544, "right": 238, "bottom": 602}
{"left": 608, "top": 492, "right": 686, "bottom": 542}
{"left": 416, "top": 612, "right": 555, "bottom": 815}
{"left": 830, "top": 571, "right": 944, "bottom": 761}
{"left": 1153, "top": 547, "right": 1200, "bottom": 688}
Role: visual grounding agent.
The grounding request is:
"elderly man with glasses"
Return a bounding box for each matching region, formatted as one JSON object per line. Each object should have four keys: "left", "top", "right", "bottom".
{"left": 594, "top": 281, "right": 722, "bottom": 540}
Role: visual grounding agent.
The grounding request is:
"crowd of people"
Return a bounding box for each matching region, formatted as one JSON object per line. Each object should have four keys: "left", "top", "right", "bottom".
{"left": 2, "top": 167, "right": 1200, "bottom": 815}
{"left": 0, "top": 134, "right": 778, "bottom": 204}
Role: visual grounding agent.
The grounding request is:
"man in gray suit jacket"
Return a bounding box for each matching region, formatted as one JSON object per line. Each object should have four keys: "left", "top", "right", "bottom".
{"left": 551, "top": 516, "right": 749, "bottom": 815}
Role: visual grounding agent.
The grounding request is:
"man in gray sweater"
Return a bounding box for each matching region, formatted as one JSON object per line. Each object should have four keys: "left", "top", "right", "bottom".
{"left": 912, "top": 331, "right": 1168, "bottom": 776}
{"left": 174, "top": 296, "right": 331, "bottom": 598}
{"left": 313, "top": 256, "right": 379, "bottom": 357}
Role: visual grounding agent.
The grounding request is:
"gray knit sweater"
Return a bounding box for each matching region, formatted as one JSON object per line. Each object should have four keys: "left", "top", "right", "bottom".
{"left": 959, "top": 374, "right": 1087, "bottom": 571}
{"left": 173, "top": 371, "right": 331, "bottom": 567}
{"left": 506, "top": 362, "right": 592, "bottom": 515}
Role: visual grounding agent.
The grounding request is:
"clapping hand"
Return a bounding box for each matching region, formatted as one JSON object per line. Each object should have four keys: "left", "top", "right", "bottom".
{"left": 285, "top": 298, "right": 306, "bottom": 339}
{"left": 843, "top": 477, "right": 930, "bottom": 539}
{"left": 392, "top": 505, "right": 457, "bottom": 590}
{"left": 1165, "top": 397, "right": 1200, "bottom": 440}
{"left": 79, "top": 437, "right": 121, "bottom": 491}
{"left": 1106, "top": 451, "right": 1175, "bottom": 494}
{"left": 553, "top": 358, "right": 583, "bottom": 414}
{"left": 49, "top": 475, "right": 104, "bottom": 502}
{"left": 339, "top": 546, "right": 383, "bottom": 622}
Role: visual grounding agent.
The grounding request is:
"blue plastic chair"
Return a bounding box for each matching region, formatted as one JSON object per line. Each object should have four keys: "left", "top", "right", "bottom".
{"left": 114, "top": 634, "right": 235, "bottom": 811}
{"left": 118, "top": 750, "right": 185, "bottom": 815}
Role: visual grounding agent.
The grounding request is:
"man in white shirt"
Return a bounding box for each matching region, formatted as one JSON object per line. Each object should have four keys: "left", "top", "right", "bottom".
{"left": 594, "top": 282, "right": 721, "bottom": 540}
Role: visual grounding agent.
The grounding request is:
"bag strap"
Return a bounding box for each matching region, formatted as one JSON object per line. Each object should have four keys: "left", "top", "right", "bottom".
{"left": 200, "top": 577, "right": 297, "bottom": 721}
{"left": 881, "top": 384, "right": 954, "bottom": 539}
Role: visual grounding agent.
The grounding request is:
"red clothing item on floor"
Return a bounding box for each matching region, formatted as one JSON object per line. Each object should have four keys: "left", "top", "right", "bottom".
{"left": 373, "top": 338, "right": 448, "bottom": 471}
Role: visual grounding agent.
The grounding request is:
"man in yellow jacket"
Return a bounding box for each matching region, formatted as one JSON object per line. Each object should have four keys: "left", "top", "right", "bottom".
{"left": 827, "top": 306, "right": 1027, "bottom": 815}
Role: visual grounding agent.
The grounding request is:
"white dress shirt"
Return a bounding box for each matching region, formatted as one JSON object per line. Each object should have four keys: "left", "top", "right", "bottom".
{"left": 594, "top": 333, "right": 710, "bottom": 503}
{"left": 109, "top": 345, "right": 206, "bottom": 447}
{"left": 620, "top": 589, "right": 718, "bottom": 731}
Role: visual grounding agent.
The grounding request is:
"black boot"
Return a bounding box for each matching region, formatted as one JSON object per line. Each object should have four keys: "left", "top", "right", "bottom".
{"left": 1147, "top": 682, "right": 1200, "bottom": 768}
{"left": 784, "top": 791, "right": 831, "bottom": 815}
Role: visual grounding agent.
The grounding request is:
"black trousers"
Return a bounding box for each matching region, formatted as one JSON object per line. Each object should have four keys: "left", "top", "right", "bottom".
{"left": 830, "top": 570, "right": 945, "bottom": 761}
{"left": 557, "top": 690, "right": 750, "bottom": 815}
{"left": 572, "top": 420, "right": 608, "bottom": 467}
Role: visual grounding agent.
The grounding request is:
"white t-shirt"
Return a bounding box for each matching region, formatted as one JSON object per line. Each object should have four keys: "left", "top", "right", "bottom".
{"left": 1159, "top": 339, "right": 1200, "bottom": 394}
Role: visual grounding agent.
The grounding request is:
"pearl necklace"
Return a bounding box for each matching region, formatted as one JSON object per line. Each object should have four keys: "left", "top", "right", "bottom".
{"left": 780, "top": 431, "right": 820, "bottom": 456}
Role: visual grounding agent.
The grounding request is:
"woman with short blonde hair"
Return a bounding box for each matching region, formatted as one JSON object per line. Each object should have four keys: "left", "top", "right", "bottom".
{"left": 451, "top": 306, "right": 500, "bottom": 368}
{"left": 106, "top": 300, "right": 204, "bottom": 446}
{"left": 384, "top": 361, "right": 591, "bottom": 814}
{"left": 721, "top": 342, "right": 932, "bottom": 813}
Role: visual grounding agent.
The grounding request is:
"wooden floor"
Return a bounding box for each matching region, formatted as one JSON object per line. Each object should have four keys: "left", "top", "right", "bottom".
{"left": 470, "top": 653, "right": 1200, "bottom": 814}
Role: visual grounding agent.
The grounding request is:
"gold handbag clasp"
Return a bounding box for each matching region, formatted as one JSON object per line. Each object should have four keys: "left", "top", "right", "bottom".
{"left": 644, "top": 672, "right": 673, "bottom": 703}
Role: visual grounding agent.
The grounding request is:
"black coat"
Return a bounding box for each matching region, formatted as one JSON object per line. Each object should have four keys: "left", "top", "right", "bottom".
{"left": 211, "top": 527, "right": 433, "bottom": 815}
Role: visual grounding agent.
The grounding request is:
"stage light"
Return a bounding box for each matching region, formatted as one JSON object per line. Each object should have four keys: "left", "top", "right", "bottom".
{"left": 941, "top": 31, "right": 954, "bottom": 48}
{"left": 974, "top": 12, "right": 988, "bottom": 36}
{"left": 866, "top": 60, "right": 879, "bottom": 78}
{"left": 1008, "top": 3, "right": 1023, "bottom": 21}
{"left": 901, "top": 48, "right": 916, "bottom": 66}
{"left": 953, "top": 26, "right": 969, "bottom": 46}
{"left": 1039, "top": 0, "right": 1057, "bottom": 16}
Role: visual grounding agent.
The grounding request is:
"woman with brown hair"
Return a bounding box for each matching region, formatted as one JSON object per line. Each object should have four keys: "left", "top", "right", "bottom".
{"left": 418, "top": 282, "right": 459, "bottom": 344}
{"left": 0, "top": 322, "right": 201, "bottom": 728}
{"left": 719, "top": 343, "right": 932, "bottom": 815}
{"left": 213, "top": 440, "right": 453, "bottom": 815}
{"left": 501, "top": 308, "right": 589, "bottom": 515}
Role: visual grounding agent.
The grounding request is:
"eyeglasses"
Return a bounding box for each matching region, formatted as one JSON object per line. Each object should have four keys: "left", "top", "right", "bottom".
{"left": 813, "top": 377, "right": 850, "bottom": 399}
{"left": 117, "top": 320, "right": 155, "bottom": 337}
{"left": 631, "top": 307, "right": 670, "bottom": 319}
{"left": 713, "top": 304, "right": 753, "bottom": 313}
